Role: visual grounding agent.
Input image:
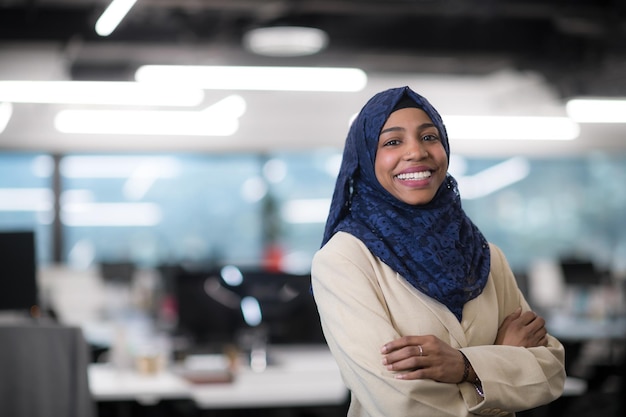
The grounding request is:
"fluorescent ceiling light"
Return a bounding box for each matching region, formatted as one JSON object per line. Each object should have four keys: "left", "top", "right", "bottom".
{"left": 457, "top": 157, "right": 531, "bottom": 200}
{"left": 135, "top": 65, "right": 367, "bottom": 92}
{"left": 61, "top": 202, "right": 162, "bottom": 227}
{"left": 0, "top": 102, "right": 12, "bottom": 134}
{"left": 243, "top": 26, "right": 329, "bottom": 57}
{"left": 95, "top": 0, "right": 137, "bottom": 37}
{"left": 443, "top": 115, "right": 579, "bottom": 140}
{"left": 0, "top": 81, "right": 204, "bottom": 106}
{"left": 54, "top": 95, "right": 245, "bottom": 136}
{"left": 566, "top": 98, "right": 626, "bottom": 123}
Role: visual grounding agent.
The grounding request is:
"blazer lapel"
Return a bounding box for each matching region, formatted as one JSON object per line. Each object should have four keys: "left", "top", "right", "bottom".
{"left": 395, "top": 273, "right": 469, "bottom": 348}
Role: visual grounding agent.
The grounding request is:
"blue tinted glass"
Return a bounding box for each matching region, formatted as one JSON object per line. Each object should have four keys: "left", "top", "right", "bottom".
{"left": 1, "top": 151, "right": 625, "bottom": 276}
{"left": 456, "top": 154, "right": 626, "bottom": 271}
{"left": 59, "top": 154, "right": 263, "bottom": 269}
{"left": 264, "top": 150, "right": 341, "bottom": 273}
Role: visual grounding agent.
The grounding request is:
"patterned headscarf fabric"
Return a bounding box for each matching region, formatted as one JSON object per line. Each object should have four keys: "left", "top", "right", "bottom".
{"left": 321, "top": 86, "right": 490, "bottom": 321}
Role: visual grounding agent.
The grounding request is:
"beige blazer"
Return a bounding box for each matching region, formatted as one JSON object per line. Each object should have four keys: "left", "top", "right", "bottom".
{"left": 311, "top": 232, "right": 565, "bottom": 417}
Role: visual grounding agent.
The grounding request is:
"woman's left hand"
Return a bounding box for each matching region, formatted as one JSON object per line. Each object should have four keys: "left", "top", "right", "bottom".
{"left": 381, "top": 335, "right": 466, "bottom": 383}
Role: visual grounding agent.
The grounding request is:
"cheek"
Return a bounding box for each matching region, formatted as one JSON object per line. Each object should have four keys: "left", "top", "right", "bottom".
{"left": 374, "top": 153, "right": 392, "bottom": 182}
{"left": 430, "top": 145, "right": 448, "bottom": 167}
{"left": 375, "top": 151, "right": 396, "bottom": 171}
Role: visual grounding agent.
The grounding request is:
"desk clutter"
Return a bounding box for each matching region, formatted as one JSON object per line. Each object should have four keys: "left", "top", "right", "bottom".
{"left": 86, "top": 263, "right": 328, "bottom": 369}
{"left": 172, "top": 353, "right": 235, "bottom": 384}
{"left": 29, "top": 262, "right": 348, "bottom": 416}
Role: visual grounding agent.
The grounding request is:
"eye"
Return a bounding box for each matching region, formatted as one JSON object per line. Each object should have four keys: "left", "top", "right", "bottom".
{"left": 381, "top": 138, "right": 401, "bottom": 147}
{"left": 422, "top": 134, "right": 439, "bottom": 142}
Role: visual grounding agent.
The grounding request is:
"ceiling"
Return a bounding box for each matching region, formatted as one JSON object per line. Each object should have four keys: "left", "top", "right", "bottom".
{"left": 0, "top": 0, "right": 625, "bottom": 156}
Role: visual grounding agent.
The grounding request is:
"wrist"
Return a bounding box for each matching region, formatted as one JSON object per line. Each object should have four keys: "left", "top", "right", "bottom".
{"left": 459, "top": 351, "right": 484, "bottom": 398}
{"left": 458, "top": 351, "right": 480, "bottom": 383}
{"left": 458, "top": 351, "right": 471, "bottom": 384}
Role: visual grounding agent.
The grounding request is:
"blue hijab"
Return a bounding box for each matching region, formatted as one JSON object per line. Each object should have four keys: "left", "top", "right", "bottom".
{"left": 321, "top": 86, "right": 490, "bottom": 321}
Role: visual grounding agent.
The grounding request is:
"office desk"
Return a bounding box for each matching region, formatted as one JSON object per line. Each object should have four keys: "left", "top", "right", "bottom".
{"left": 190, "top": 346, "right": 347, "bottom": 409}
{"left": 88, "top": 365, "right": 189, "bottom": 405}
{"left": 89, "top": 345, "right": 348, "bottom": 409}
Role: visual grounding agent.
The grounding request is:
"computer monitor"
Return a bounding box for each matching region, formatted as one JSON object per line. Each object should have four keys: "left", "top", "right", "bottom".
{"left": 173, "top": 268, "right": 247, "bottom": 350}
{"left": 173, "top": 267, "right": 325, "bottom": 350}
{"left": 560, "top": 258, "right": 604, "bottom": 286}
{"left": 0, "top": 230, "right": 38, "bottom": 313}
{"left": 99, "top": 261, "right": 135, "bottom": 285}
{"left": 234, "top": 270, "right": 325, "bottom": 345}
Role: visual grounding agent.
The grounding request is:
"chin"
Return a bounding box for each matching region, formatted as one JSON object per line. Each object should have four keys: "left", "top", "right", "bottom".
{"left": 401, "top": 195, "right": 436, "bottom": 206}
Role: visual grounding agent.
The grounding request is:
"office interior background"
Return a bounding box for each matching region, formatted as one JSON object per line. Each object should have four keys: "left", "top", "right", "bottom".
{"left": 1, "top": 1, "right": 625, "bottom": 416}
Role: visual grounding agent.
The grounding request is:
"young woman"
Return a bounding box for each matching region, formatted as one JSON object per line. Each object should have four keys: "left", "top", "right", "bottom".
{"left": 311, "top": 86, "right": 565, "bottom": 417}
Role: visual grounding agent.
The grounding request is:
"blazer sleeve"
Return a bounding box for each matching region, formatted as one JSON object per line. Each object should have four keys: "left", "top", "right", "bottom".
{"left": 459, "top": 244, "right": 566, "bottom": 415}
{"left": 312, "top": 233, "right": 475, "bottom": 417}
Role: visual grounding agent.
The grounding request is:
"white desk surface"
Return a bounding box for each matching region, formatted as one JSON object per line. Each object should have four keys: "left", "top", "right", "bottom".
{"left": 89, "top": 344, "right": 348, "bottom": 409}
{"left": 89, "top": 365, "right": 189, "bottom": 405}
{"left": 89, "top": 342, "right": 587, "bottom": 408}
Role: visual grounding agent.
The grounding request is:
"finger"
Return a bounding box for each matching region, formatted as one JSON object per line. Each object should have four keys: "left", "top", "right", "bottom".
{"left": 536, "top": 327, "right": 548, "bottom": 343}
{"left": 535, "top": 326, "right": 547, "bottom": 338}
{"left": 384, "top": 355, "right": 424, "bottom": 372}
{"left": 499, "top": 307, "right": 522, "bottom": 331}
{"left": 519, "top": 311, "right": 538, "bottom": 325}
{"left": 394, "top": 368, "right": 426, "bottom": 380}
{"left": 383, "top": 344, "right": 425, "bottom": 366}
{"left": 526, "top": 312, "right": 545, "bottom": 326}
{"left": 535, "top": 316, "right": 546, "bottom": 328}
{"left": 524, "top": 317, "right": 543, "bottom": 333}
{"left": 503, "top": 307, "right": 522, "bottom": 324}
{"left": 381, "top": 335, "right": 423, "bottom": 353}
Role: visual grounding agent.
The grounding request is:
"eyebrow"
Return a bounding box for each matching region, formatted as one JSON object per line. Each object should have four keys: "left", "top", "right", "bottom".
{"left": 380, "top": 122, "right": 436, "bottom": 135}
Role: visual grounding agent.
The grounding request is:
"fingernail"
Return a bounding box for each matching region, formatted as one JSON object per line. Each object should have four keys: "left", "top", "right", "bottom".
{"left": 381, "top": 345, "right": 388, "bottom": 353}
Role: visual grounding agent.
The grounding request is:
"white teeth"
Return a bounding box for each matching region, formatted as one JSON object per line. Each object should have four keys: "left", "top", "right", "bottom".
{"left": 396, "top": 171, "right": 431, "bottom": 180}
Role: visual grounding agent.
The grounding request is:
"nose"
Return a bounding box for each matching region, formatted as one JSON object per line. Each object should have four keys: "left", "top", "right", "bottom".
{"left": 403, "top": 139, "right": 428, "bottom": 160}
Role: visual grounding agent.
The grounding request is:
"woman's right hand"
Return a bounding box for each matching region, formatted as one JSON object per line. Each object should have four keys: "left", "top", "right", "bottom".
{"left": 495, "top": 307, "right": 548, "bottom": 348}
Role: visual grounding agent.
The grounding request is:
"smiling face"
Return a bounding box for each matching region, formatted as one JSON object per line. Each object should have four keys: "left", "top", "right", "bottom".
{"left": 374, "top": 107, "right": 448, "bottom": 205}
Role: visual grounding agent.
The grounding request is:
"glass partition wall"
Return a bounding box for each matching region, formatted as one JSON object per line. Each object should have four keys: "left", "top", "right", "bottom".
{"left": 1, "top": 151, "right": 625, "bottom": 278}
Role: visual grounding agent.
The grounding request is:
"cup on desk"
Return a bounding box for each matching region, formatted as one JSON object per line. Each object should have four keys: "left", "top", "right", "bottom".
{"left": 133, "top": 331, "right": 172, "bottom": 375}
{"left": 135, "top": 353, "right": 164, "bottom": 375}
{"left": 134, "top": 338, "right": 169, "bottom": 375}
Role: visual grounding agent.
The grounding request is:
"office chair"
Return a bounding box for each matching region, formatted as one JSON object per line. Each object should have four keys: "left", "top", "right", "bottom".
{"left": 0, "top": 320, "right": 96, "bottom": 417}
